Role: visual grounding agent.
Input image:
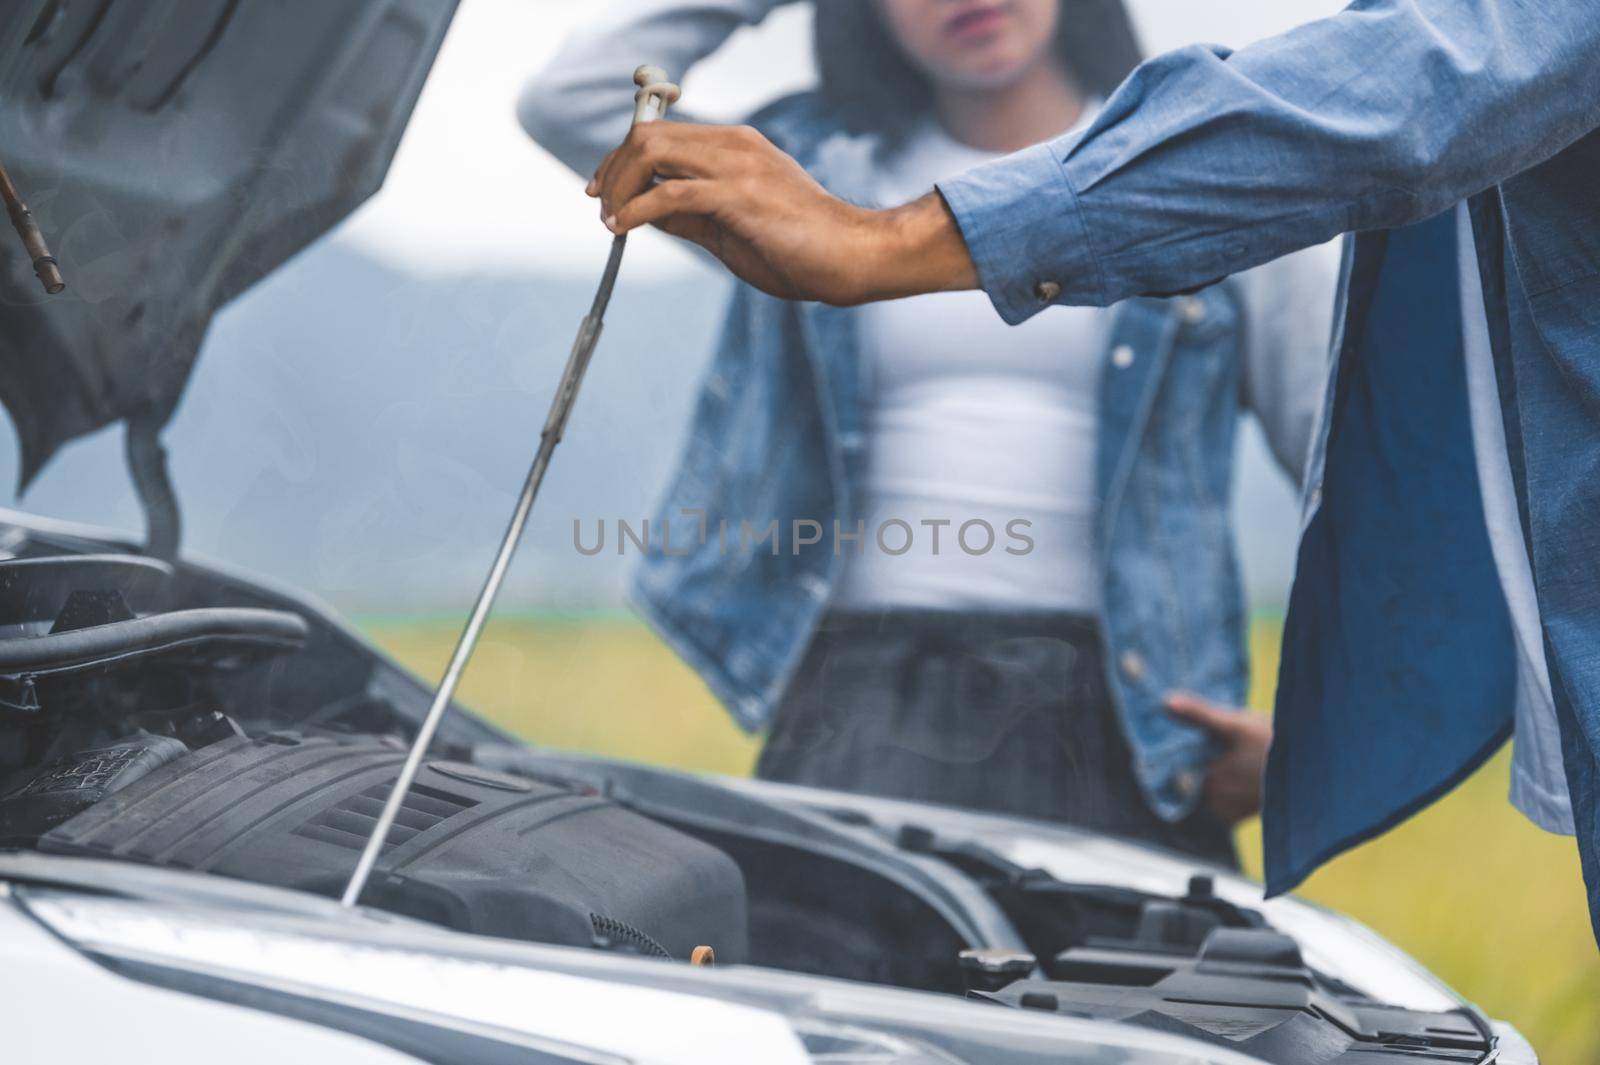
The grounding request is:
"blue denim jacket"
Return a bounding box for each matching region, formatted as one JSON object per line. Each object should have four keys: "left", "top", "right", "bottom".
{"left": 628, "top": 94, "right": 1330, "bottom": 825}
{"left": 937, "top": 0, "right": 1600, "bottom": 933}
{"left": 522, "top": 0, "right": 1330, "bottom": 827}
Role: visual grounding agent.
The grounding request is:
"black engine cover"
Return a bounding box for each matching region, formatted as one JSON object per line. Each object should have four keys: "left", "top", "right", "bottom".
{"left": 41, "top": 733, "right": 747, "bottom": 962}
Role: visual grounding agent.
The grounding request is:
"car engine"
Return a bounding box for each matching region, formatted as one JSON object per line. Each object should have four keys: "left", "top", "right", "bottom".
{"left": 0, "top": 544, "right": 1499, "bottom": 1065}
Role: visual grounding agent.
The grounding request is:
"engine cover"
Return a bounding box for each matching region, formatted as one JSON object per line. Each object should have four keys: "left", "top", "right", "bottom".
{"left": 41, "top": 733, "right": 747, "bottom": 962}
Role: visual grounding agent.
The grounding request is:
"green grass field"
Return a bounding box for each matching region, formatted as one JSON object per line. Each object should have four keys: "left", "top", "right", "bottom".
{"left": 361, "top": 612, "right": 1599, "bottom": 1064}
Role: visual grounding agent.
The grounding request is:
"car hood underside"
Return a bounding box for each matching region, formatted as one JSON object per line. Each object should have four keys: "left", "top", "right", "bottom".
{"left": 0, "top": 0, "right": 456, "bottom": 554}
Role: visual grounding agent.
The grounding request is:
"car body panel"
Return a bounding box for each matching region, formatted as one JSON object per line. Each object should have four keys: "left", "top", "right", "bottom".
{"left": 0, "top": 884, "right": 418, "bottom": 1065}
{"left": 5, "top": 861, "right": 1275, "bottom": 1065}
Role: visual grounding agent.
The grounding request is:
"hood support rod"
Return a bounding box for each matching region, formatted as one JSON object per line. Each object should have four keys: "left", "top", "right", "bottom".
{"left": 0, "top": 155, "right": 65, "bottom": 295}
{"left": 340, "top": 66, "right": 681, "bottom": 910}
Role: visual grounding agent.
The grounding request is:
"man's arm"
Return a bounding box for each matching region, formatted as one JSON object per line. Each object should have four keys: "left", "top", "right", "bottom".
{"left": 593, "top": 125, "right": 977, "bottom": 305}
{"left": 596, "top": 0, "right": 1600, "bottom": 316}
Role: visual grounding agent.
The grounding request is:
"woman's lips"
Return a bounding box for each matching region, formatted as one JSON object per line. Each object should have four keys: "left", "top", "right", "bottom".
{"left": 944, "top": 4, "right": 1010, "bottom": 43}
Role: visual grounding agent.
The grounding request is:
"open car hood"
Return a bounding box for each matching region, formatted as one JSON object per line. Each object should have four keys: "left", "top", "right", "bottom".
{"left": 0, "top": 0, "right": 457, "bottom": 553}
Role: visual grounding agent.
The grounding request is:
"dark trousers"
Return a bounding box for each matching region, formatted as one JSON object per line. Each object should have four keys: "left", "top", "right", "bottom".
{"left": 757, "top": 610, "right": 1237, "bottom": 867}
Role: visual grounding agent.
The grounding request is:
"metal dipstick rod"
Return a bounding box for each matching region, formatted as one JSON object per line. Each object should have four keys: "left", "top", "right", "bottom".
{"left": 341, "top": 65, "right": 681, "bottom": 909}
{"left": 0, "top": 155, "right": 65, "bottom": 295}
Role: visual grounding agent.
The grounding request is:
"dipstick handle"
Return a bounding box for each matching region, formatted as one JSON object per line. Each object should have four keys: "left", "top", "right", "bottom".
{"left": 631, "top": 65, "right": 681, "bottom": 127}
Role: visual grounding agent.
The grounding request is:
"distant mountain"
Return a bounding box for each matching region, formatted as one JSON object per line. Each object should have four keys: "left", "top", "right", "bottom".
{"left": 0, "top": 236, "right": 1303, "bottom": 614}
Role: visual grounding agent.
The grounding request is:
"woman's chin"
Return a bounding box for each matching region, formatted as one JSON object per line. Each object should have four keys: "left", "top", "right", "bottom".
{"left": 938, "top": 59, "right": 1037, "bottom": 92}
{"left": 930, "top": 40, "right": 1048, "bottom": 90}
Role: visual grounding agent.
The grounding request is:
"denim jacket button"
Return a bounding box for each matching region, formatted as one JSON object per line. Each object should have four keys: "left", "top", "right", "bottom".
{"left": 1119, "top": 649, "right": 1147, "bottom": 682}
{"left": 1033, "top": 279, "right": 1062, "bottom": 302}
{"left": 1112, "top": 344, "right": 1135, "bottom": 369}
{"left": 1181, "top": 297, "right": 1208, "bottom": 324}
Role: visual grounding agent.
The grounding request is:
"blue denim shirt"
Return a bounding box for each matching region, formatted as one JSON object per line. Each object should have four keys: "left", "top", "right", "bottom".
{"left": 628, "top": 93, "right": 1331, "bottom": 826}
{"left": 938, "top": 0, "right": 1600, "bottom": 933}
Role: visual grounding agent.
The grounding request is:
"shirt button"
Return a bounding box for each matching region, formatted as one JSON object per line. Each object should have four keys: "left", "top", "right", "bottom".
{"left": 1120, "top": 650, "right": 1147, "bottom": 683}
{"left": 1310, "top": 485, "right": 1324, "bottom": 509}
{"left": 1112, "top": 344, "right": 1135, "bottom": 369}
{"left": 1174, "top": 769, "right": 1201, "bottom": 799}
{"left": 1180, "top": 297, "right": 1208, "bottom": 324}
{"left": 1033, "top": 280, "right": 1062, "bottom": 302}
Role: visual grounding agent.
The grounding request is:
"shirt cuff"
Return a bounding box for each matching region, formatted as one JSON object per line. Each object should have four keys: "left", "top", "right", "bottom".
{"left": 935, "top": 142, "right": 1106, "bottom": 325}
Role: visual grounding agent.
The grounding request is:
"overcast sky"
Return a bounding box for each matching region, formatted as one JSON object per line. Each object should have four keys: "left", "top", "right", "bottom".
{"left": 338, "top": 0, "right": 1349, "bottom": 281}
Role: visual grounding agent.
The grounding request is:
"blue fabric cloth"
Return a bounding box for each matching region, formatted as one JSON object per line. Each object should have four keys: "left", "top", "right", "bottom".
{"left": 937, "top": 0, "right": 1600, "bottom": 932}
{"left": 1267, "top": 212, "right": 1514, "bottom": 893}
{"left": 939, "top": 1, "right": 1600, "bottom": 324}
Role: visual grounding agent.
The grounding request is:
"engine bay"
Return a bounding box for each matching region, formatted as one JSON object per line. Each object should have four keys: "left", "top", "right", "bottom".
{"left": 0, "top": 538, "right": 1496, "bottom": 1065}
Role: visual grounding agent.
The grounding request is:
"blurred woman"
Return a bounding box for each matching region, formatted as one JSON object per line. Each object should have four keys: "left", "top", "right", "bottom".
{"left": 521, "top": 0, "right": 1335, "bottom": 865}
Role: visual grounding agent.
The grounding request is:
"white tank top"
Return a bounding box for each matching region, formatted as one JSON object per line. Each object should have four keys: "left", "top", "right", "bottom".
{"left": 834, "top": 116, "right": 1110, "bottom": 613}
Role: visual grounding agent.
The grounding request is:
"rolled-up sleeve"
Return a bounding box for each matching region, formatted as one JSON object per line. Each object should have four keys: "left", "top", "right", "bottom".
{"left": 938, "top": 0, "right": 1600, "bottom": 324}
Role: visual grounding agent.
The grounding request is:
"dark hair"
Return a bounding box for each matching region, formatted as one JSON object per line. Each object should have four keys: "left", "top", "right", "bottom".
{"left": 813, "top": 0, "right": 1144, "bottom": 148}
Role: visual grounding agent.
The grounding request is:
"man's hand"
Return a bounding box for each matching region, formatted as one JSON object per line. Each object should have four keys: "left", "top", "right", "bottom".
{"left": 1165, "top": 693, "right": 1272, "bottom": 825}
{"left": 588, "top": 122, "right": 978, "bottom": 305}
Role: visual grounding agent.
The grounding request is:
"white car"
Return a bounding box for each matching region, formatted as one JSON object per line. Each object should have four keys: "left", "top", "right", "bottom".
{"left": 0, "top": 3, "right": 1536, "bottom": 1063}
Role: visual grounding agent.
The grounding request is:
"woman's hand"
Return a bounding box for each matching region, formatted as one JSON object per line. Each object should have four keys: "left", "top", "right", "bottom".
{"left": 588, "top": 122, "right": 978, "bottom": 304}
{"left": 1165, "top": 693, "right": 1272, "bottom": 825}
